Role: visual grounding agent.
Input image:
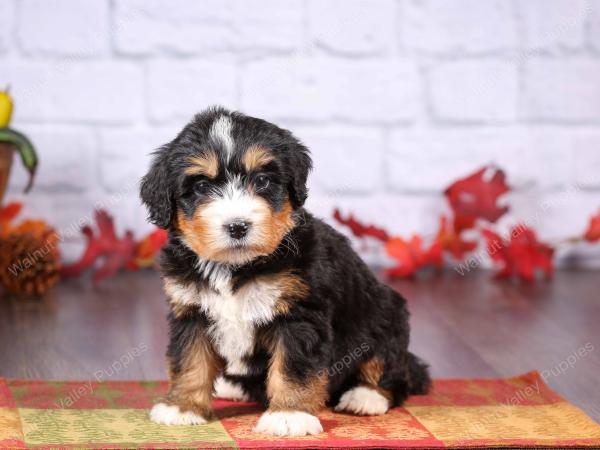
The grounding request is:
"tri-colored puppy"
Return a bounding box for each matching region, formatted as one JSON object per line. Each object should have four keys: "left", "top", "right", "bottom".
{"left": 141, "top": 107, "right": 430, "bottom": 436}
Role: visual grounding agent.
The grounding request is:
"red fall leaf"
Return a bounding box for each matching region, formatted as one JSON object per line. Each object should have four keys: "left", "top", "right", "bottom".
{"left": 445, "top": 166, "right": 510, "bottom": 232}
{"left": 584, "top": 209, "right": 600, "bottom": 242}
{"left": 435, "top": 215, "right": 478, "bottom": 261}
{"left": 385, "top": 235, "right": 442, "bottom": 278}
{"left": 61, "top": 210, "right": 136, "bottom": 283}
{"left": 333, "top": 209, "right": 390, "bottom": 242}
{"left": 482, "top": 225, "right": 554, "bottom": 282}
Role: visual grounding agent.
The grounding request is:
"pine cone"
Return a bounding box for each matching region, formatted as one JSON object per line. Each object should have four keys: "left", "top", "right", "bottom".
{"left": 0, "top": 231, "right": 61, "bottom": 296}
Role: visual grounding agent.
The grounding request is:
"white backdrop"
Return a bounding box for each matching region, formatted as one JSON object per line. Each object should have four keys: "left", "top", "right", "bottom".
{"left": 1, "top": 0, "right": 599, "bottom": 266}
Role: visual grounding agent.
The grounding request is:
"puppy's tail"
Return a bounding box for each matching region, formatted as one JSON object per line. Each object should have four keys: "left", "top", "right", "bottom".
{"left": 406, "top": 352, "right": 431, "bottom": 395}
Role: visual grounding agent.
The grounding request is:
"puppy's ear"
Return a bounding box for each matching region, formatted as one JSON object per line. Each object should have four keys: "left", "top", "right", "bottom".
{"left": 140, "top": 147, "right": 173, "bottom": 229}
{"left": 287, "top": 143, "right": 312, "bottom": 208}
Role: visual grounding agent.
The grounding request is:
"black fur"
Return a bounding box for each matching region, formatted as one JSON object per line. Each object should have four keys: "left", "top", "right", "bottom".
{"left": 141, "top": 106, "right": 311, "bottom": 229}
{"left": 140, "top": 148, "right": 173, "bottom": 229}
{"left": 142, "top": 107, "right": 430, "bottom": 415}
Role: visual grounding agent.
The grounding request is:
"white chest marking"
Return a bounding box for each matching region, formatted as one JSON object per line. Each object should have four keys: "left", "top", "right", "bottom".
{"left": 164, "top": 276, "right": 281, "bottom": 375}
{"left": 195, "top": 258, "right": 233, "bottom": 293}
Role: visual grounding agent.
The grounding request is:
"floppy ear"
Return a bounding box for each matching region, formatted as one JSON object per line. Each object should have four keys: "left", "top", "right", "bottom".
{"left": 287, "top": 143, "right": 312, "bottom": 208}
{"left": 140, "top": 147, "right": 173, "bottom": 229}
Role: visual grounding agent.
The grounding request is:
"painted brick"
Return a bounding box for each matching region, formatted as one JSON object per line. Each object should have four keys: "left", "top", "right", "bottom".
{"left": 428, "top": 60, "right": 518, "bottom": 123}
{"left": 589, "top": 5, "right": 600, "bottom": 53}
{"left": 18, "top": 0, "right": 109, "bottom": 56}
{"left": 147, "top": 60, "right": 237, "bottom": 123}
{"left": 501, "top": 190, "right": 600, "bottom": 243}
{"left": 573, "top": 140, "right": 600, "bottom": 189}
{"left": 308, "top": 0, "right": 395, "bottom": 55}
{"left": 233, "top": 0, "right": 304, "bottom": 53}
{"left": 0, "top": 0, "right": 14, "bottom": 55}
{"left": 2, "top": 61, "right": 143, "bottom": 123}
{"left": 114, "top": 0, "right": 303, "bottom": 55}
{"left": 522, "top": 59, "right": 600, "bottom": 122}
{"left": 517, "top": 0, "right": 590, "bottom": 52}
{"left": 113, "top": 0, "right": 234, "bottom": 55}
{"left": 403, "top": 0, "right": 517, "bottom": 55}
{"left": 294, "top": 127, "right": 384, "bottom": 194}
{"left": 98, "top": 127, "right": 178, "bottom": 193}
{"left": 241, "top": 57, "right": 334, "bottom": 122}
{"left": 242, "top": 58, "right": 419, "bottom": 123}
{"left": 325, "top": 60, "right": 420, "bottom": 124}
{"left": 386, "top": 128, "right": 576, "bottom": 193}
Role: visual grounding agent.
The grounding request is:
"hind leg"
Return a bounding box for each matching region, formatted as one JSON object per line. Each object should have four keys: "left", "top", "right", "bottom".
{"left": 334, "top": 357, "right": 392, "bottom": 416}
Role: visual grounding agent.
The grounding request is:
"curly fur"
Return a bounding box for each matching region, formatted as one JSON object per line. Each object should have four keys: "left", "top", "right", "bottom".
{"left": 141, "top": 107, "right": 431, "bottom": 436}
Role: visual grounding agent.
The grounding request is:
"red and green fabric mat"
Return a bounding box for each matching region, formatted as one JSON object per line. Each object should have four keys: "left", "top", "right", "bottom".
{"left": 1, "top": 371, "right": 599, "bottom": 449}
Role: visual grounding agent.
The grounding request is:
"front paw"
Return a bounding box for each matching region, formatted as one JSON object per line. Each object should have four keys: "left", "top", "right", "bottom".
{"left": 253, "top": 410, "right": 323, "bottom": 437}
{"left": 150, "top": 402, "right": 208, "bottom": 425}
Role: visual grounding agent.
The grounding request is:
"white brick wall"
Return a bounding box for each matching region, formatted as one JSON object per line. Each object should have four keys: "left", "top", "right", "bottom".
{"left": 0, "top": 1, "right": 14, "bottom": 54}
{"left": 402, "top": 0, "right": 517, "bottom": 55}
{"left": 308, "top": 0, "right": 396, "bottom": 55}
{"left": 517, "top": 0, "right": 590, "bottom": 52}
{"left": 1, "top": 0, "right": 599, "bottom": 267}
{"left": 522, "top": 59, "right": 600, "bottom": 122}
{"left": 428, "top": 60, "right": 518, "bottom": 123}
{"left": 17, "top": 0, "right": 110, "bottom": 57}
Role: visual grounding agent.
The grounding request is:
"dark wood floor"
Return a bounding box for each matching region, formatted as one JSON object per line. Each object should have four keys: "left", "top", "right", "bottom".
{"left": 1, "top": 270, "right": 598, "bottom": 423}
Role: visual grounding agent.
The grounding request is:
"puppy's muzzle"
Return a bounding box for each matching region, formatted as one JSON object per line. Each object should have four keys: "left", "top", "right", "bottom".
{"left": 226, "top": 219, "right": 251, "bottom": 240}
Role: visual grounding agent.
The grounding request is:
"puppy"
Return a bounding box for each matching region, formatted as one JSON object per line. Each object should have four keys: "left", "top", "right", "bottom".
{"left": 141, "top": 107, "right": 431, "bottom": 436}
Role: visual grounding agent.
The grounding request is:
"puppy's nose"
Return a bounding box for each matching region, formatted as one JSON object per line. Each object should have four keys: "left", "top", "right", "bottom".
{"left": 226, "top": 219, "right": 250, "bottom": 240}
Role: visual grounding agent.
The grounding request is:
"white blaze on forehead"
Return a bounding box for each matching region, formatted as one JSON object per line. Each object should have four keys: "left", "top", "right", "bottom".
{"left": 210, "top": 115, "right": 234, "bottom": 161}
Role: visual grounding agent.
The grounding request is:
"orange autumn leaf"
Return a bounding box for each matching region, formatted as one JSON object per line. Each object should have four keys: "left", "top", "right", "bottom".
{"left": 11, "top": 219, "right": 56, "bottom": 240}
{"left": 435, "top": 215, "right": 477, "bottom": 261}
{"left": 129, "top": 228, "right": 168, "bottom": 269}
{"left": 385, "top": 235, "right": 442, "bottom": 278}
{"left": 584, "top": 209, "right": 600, "bottom": 242}
{"left": 0, "top": 202, "right": 23, "bottom": 236}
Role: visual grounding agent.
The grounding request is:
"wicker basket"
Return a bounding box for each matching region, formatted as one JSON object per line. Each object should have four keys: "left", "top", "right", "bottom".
{"left": 0, "top": 143, "right": 13, "bottom": 204}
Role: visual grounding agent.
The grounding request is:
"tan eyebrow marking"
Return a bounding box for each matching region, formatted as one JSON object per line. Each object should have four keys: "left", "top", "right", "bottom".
{"left": 184, "top": 151, "right": 219, "bottom": 178}
{"left": 242, "top": 145, "right": 274, "bottom": 172}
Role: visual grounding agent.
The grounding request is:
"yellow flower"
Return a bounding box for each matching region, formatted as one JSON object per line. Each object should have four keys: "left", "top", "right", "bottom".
{"left": 0, "top": 88, "right": 13, "bottom": 127}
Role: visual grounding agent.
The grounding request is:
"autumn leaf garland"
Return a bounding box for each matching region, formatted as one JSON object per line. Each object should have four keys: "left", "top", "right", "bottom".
{"left": 333, "top": 166, "right": 600, "bottom": 282}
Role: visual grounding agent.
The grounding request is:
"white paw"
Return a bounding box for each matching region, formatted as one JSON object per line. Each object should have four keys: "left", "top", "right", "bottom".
{"left": 150, "top": 402, "right": 208, "bottom": 425}
{"left": 335, "top": 386, "right": 390, "bottom": 416}
{"left": 253, "top": 410, "right": 323, "bottom": 437}
{"left": 214, "top": 376, "right": 250, "bottom": 401}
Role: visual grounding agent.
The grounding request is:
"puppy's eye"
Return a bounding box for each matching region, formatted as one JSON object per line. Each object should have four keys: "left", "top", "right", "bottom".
{"left": 255, "top": 174, "right": 270, "bottom": 191}
{"left": 194, "top": 180, "right": 211, "bottom": 195}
